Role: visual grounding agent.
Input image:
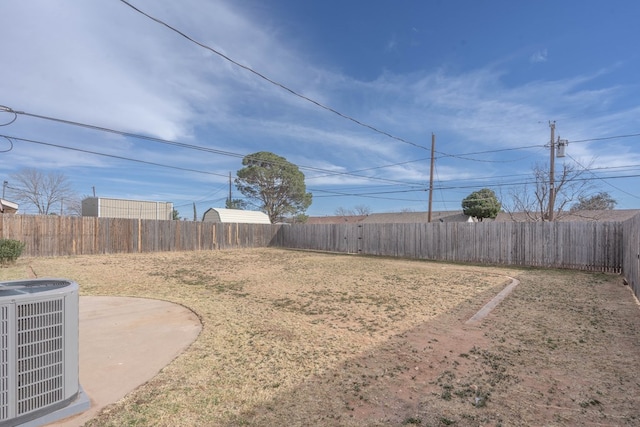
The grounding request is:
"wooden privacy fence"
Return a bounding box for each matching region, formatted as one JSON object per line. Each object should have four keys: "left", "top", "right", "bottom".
{"left": 273, "top": 221, "right": 624, "bottom": 273}
{"left": 0, "top": 215, "right": 281, "bottom": 256}
{"left": 622, "top": 214, "right": 640, "bottom": 300}
{"left": 2, "top": 213, "right": 639, "bottom": 300}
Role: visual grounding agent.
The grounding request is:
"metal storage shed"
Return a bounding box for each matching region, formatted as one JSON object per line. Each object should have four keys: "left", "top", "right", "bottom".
{"left": 202, "top": 208, "right": 271, "bottom": 224}
{"left": 81, "top": 197, "right": 173, "bottom": 220}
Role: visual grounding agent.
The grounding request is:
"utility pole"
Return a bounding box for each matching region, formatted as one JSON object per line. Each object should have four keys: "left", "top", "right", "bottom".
{"left": 548, "top": 121, "right": 556, "bottom": 221}
{"left": 228, "top": 172, "right": 232, "bottom": 207}
{"left": 428, "top": 133, "right": 435, "bottom": 223}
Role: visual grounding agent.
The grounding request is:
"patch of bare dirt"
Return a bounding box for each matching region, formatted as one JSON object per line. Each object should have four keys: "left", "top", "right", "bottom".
{"left": 2, "top": 249, "right": 639, "bottom": 426}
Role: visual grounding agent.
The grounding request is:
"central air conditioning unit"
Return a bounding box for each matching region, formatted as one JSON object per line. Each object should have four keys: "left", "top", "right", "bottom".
{"left": 0, "top": 279, "right": 89, "bottom": 427}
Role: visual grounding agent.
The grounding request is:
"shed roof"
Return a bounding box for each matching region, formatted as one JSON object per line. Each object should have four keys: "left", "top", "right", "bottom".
{"left": 308, "top": 211, "right": 474, "bottom": 224}
{"left": 360, "top": 211, "right": 474, "bottom": 223}
{"left": 202, "top": 208, "right": 271, "bottom": 224}
{"left": 306, "top": 215, "right": 367, "bottom": 224}
{"left": 0, "top": 199, "right": 18, "bottom": 214}
{"left": 308, "top": 209, "right": 640, "bottom": 224}
{"left": 493, "top": 209, "right": 640, "bottom": 222}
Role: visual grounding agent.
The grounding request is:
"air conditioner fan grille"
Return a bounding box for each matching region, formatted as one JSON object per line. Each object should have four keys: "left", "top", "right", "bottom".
{"left": 0, "top": 306, "right": 9, "bottom": 421}
{"left": 16, "top": 298, "right": 65, "bottom": 416}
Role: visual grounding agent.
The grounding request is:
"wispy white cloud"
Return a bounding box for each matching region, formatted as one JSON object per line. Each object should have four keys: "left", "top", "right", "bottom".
{"left": 385, "top": 35, "right": 398, "bottom": 52}
{"left": 0, "top": 0, "right": 324, "bottom": 141}
{"left": 351, "top": 65, "right": 636, "bottom": 158}
{"left": 530, "top": 48, "right": 548, "bottom": 63}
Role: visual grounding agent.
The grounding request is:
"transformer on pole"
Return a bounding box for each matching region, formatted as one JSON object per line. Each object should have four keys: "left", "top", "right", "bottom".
{"left": 548, "top": 120, "right": 569, "bottom": 221}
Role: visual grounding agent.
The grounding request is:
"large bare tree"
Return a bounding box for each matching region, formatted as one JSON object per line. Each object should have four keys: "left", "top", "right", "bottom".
{"left": 8, "top": 168, "right": 76, "bottom": 215}
{"left": 570, "top": 192, "right": 616, "bottom": 211}
{"left": 505, "top": 162, "right": 594, "bottom": 221}
{"left": 334, "top": 205, "right": 371, "bottom": 216}
{"left": 334, "top": 207, "right": 354, "bottom": 216}
{"left": 353, "top": 205, "right": 371, "bottom": 215}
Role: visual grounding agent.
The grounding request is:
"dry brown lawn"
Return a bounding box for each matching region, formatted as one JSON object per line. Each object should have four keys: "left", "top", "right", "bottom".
{"left": 2, "top": 248, "right": 640, "bottom": 426}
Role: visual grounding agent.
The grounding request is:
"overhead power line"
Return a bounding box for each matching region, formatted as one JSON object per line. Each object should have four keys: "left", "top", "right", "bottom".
{"left": 436, "top": 144, "right": 546, "bottom": 163}
{"left": 12, "top": 108, "right": 246, "bottom": 160}
{"left": 313, "top": 170, "right": 640, "bottom": 200}
{"left": 7, "top": 107, "right": 640, "bottom": 197}
{"left": 0, "top": 135, "right": 13, "bottom": 153}
{"left": 570, "top": 133, "right": 640, "bottom": 144}
{"left": 566, "top": 153, "right": 640, "bottom": 200}
{"left": 4, "top": 106, "right": 583, "bottom": 183}
{"left": 4, "top": 107, "right": 429, "bottom": 187}
{"left": 1, "top": 134, "right": 229, "bottom": 178}
{"left": 0, "top": 106, "right": 17, "bottom": 126}
{"left": 7, "top": 131, "right": 639, "bottom": 204}
{"left": 310, "top": 188, "right": 427, "bottom": 202}
{"left": 4, "top": 105, "right": 640, "bottom": 203}
{"left": 118, "top": 0, "right": 430, "bottom": 152}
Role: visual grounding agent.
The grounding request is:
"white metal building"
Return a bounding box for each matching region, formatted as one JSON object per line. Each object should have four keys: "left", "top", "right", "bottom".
{"left": 202, "top": 208, "right": 271, "bottom": 224}
{"left": 0, "top": 199, "right": 18, "bottom": 214}
{"left": 81, "top": 197, "right": 173, "bottom": 220}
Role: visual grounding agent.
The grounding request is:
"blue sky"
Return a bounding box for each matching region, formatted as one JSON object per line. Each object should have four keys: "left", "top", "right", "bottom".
{"left": 2, "top": 0, "right": 639, "bottom": 218}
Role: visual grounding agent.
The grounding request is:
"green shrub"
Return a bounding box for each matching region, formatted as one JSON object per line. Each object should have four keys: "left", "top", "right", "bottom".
{"left": 0, "top": 239, "right": 26, "bottom": 265}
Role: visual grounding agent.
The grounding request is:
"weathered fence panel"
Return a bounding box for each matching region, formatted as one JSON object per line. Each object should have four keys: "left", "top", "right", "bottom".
{"left": 277, "top": 221, "right": 624, "bottom": 273}
{"left": 622, "top": 214, "right": 640, "bottom": 300}
{"left": 0, "top": 215, "right": 281, "bottom": 256}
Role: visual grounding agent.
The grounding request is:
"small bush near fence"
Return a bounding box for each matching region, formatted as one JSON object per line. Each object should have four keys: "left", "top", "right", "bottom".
{"left": 0, "top": 239, "right": 26, "bottom": 266}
